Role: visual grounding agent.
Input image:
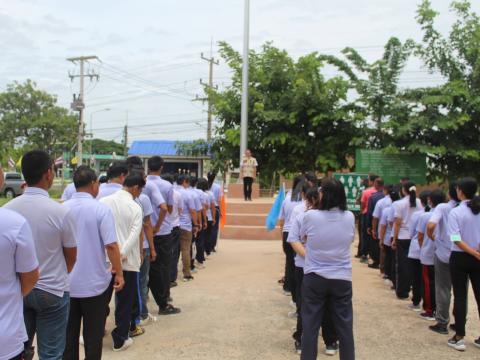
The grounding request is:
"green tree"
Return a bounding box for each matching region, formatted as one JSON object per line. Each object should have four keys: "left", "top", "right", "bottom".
{"left": 210, "top": 42, "right": 359, "bottom": 180}
{"left": 84, "top": 138, "right": 125, "bottom": 155}
{"left": 0, "top": 80, "right": 77, "bottom": 162}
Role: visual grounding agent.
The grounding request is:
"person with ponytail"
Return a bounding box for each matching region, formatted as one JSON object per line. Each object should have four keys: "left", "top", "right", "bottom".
{"left": 427, "top": 182, "right": 460, "bottom": 335}
{"left": 417, "top": 189, "right": 446, "bottom": 322}
{"left": 446, "top": 177, "right": 480, "bottom": 351}
{"left": 392, "top": 181, "right": 423, "bottom": 300}
{"left": 380, "top": 186, "right": 401, "bottom": 287}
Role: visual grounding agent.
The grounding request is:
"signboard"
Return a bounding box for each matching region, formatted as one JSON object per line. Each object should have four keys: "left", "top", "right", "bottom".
{"left": 355, "top": 149, "right": 427, "bottom": 185}
{"left": 333, "top": 173, "right": 368, "bottom": 212}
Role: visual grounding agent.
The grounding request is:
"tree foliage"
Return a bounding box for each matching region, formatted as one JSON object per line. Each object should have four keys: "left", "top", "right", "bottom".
{"left": 0, "top": 80, "right": 77, "bottom": 163}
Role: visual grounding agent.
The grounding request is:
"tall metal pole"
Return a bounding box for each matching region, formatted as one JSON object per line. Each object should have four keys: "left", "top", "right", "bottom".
{"left": 78, "top": 59, "right": 85, "bottom": 165}
{"left": 239, "top": 0, "right": 250, "bottom": 166}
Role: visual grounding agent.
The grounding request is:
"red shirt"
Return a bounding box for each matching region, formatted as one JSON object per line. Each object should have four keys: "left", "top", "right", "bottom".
{"left": 361, "top": 187, "right": 376, "bottom": 214}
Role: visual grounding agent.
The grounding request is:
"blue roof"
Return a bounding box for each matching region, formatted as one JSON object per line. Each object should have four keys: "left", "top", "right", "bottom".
{"left": 128, "top": 140, "right": 188, "bottom": 156}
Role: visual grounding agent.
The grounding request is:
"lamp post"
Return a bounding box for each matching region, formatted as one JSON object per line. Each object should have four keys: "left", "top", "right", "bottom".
{"left": 239, "top": 0, "right": 250, "bottom": 167}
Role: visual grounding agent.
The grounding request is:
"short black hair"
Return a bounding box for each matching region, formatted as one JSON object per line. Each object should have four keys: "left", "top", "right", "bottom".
{"left": 317, "top": 178, "right": 347, "bottom": 211}
{"left": 374, "top": 177, "right": 384, "bottom": 187}
{"left": 369, "top": 174, "right": 379, "bottom": 182}
{"left": 126, "top": 156, "right": 143, "bottom": 169}
{"left": 162, "top": 173, "right": 174, "bottom": 185}
{"left": 148, "top": 156, "right": 164, "bottom": 172}
{"left": 73, "top": 166, "right": 97, "bottom": 189}
{"left": 177, "top": 174, "right": 189, "bottom": 186}
{"left": 99, "top": 175, "right": 108, "bottom": 184}
{"left": 129, "top": 164, "right": 145, "bottom": 177}
{"left": 21, "top": 150, "right": 53, "bottom": 186}
{"left": 305, "top": 187, "right": 320, "bottom": 207}
{"left": 384, "top": 184, "right": 393, "bottom": 194}
{"left": 197, "top": 178, "right": 208, "bottom": 191}
{"left": 429, "top": 189, "right": 446, "bottom": 207}
{"left": 107, "top": 161, "right": 128, "bottom": 180}
{"left": 123, "top": 172, "right": 146, "bottom": 188}
{"left": 190, "top": 176, "right": 198, "bottom": 187}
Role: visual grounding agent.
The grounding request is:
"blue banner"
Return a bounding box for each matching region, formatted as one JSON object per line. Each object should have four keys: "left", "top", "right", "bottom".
{"left": 265, "top": 185, "right": 286, "bottom": 231}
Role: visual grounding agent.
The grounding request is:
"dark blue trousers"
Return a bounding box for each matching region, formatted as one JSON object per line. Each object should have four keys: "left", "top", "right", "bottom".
{"left": 301, "top": 273, "right": 355, "bottom": 360}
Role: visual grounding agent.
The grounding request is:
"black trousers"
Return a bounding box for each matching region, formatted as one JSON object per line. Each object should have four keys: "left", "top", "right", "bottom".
{"left": 293, "top": 267, "right": 337, "bottom": 346}
{"left": 112, "top": 271, "right": 138, "bottom": 348}
{"left": 170, "top": 227, "right": 181, "bottom": 282}
{"left": 395, "top": 239, "right": 411, "bottom": 298}
{"left": 422, "top": 264, "right": 436, "bottom": 315}
{"left": 369, "top": 236, "right": 380, "bottom": 265}
{"left": 64, "top": 288, "right": 109, "bottom": 360}
{"left": 384, "top": 245, "right": 393, "bottom": 281}
{"left": 282, "top": 232, "right": 296, "bottom": 295}
{"left": 212, "top": 207, "right": 220, "bottom": 250}
{"left": 450, "top": 251, "right": 480, "bottom": 337}
{"left": 355, "top": 214, "right": 362, "bottom": 257}
{"left": 409, "top": 258, "right": 423, "bottom": 306}
{"left": 149, "top": 234, "right": 173, "bottom": 309}
{"left": 301, "top": 273, "right": 355, "bottom": 360}
{"left": 359, "top": 214, "right": 369, "bottom": 257}
{"left": 195, "top": 229, "right": 206, "bottom": 264}
{"left": 243, "top": 177, "right": 253, "bottom": 200}
{"left": 205, "top": 220, "right": 213, "bottom": 255}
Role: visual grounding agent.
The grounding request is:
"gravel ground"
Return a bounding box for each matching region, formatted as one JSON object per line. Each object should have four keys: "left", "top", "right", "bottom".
{"left": 93, "top": 239, "right": 479, "bottom": 360}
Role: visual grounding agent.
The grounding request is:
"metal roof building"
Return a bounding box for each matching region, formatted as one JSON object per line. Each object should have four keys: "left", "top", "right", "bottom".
{"left": 128, "top": 140, "right": 210, "bottom": 177}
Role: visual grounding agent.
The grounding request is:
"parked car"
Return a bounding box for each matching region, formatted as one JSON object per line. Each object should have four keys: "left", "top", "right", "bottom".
{"left": 1, "top": 172, "right": 24, "bottom": 198}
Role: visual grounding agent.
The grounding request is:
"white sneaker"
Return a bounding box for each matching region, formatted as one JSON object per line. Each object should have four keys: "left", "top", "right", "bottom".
{"left": 79, "top": 335, "right": 84, "bottom": 346}
{"left": 407, "top": 304, "right": 422, "bottom": 312}
{"left": 113, "top": 337, "right": 134, "bottom": 352}
{"left": 448, "top": 336, "right": 466, "bottom": 351}
{"left": 325, "top": 343, "right": 339, "bottom": 356}
{"left": 289, "top": 300, "right": 296, "bottom": 309}
{"left": 139, "top": 313, "right": 158, "bottom": 326}
{"left": 287, "top": 311, "right": 297, "bottom": 318}
{"left": 196, "top": 263, "right": 206, "bottom": 269}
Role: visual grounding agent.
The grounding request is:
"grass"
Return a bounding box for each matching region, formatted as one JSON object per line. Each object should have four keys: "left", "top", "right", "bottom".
{"left": 0, "top": 197, "right": 10, "bottom": 206}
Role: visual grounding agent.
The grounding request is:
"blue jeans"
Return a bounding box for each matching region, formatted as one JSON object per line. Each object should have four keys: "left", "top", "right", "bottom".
{"left": 139, "top": 248, "right": 150, "bottom": 318}
{"left": 23, "top": 288, "right": 70, "bottom": 360}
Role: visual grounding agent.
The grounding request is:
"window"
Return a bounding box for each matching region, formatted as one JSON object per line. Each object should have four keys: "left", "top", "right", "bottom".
{"left": 5, "top": 173, "right": 21, "bottom": 180}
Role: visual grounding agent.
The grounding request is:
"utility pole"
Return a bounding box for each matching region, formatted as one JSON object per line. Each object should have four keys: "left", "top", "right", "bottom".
{"left": 123, "top": 125, "right": 128, "bottom": 156}
{"left": 193, "top": 49, "right": 219, "bottom": 141}
{"left": 67, "top": 55, "right": 100, "bottom": 166}
{"left": 240, "top": 0, "right": 250, "bottom": 166}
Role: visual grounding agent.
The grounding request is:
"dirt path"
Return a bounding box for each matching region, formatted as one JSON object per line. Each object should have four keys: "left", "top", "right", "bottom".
{"left": 100, "top": 240, "right": 479, "bottom": 360}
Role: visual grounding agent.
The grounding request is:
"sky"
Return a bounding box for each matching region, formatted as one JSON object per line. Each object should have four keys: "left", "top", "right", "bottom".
{"left": 0, "top": 0, "right": 475, "bottom": 145}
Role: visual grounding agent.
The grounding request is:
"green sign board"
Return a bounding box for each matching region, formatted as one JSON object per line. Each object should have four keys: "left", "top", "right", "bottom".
{"left": 333, "top": 173, "right": 368, "bottom": 212}
{"left": 355, "top": 149, "right": 427, "bottom": 185}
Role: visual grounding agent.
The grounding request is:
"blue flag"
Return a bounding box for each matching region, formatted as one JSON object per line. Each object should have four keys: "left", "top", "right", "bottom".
{"left": 265, "top": 185, "right": 286, "bottom": 231}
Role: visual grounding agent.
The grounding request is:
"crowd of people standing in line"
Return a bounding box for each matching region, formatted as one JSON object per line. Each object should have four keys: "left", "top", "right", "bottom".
{"left": 0, "top": 150, "right": 222, "bottom": 360}
{"left": 278, "top": 172, "right": 480, "bottom": 360}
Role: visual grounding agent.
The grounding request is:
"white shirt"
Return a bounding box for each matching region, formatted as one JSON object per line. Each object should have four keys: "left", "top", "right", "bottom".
{"left": 61, "top": 183, "right": 76, "bottom": 201}
{"left": 394, "top": 197, "right": 423, "bottom": 239}
{"left": 0, "top": 209, "right": 38, "bottom": 360}
{"left": 5, "top": 187, "right": 77, "bottom": 297}
{"left": 100, "top": 190, "right": 143, "bottom": 272}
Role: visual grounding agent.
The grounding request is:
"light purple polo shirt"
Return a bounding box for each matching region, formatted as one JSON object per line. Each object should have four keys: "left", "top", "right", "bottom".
{"left": 147, "top": 175, "right": 174, "bottom": 235}
{"left": 143, "top": 181, "right": 166, "bottom": 210}
{"left": 64, "top": 193, "right": 117, "bottom": 298}
{"left": 211, "top": 182, "right": 222, "bottom": 207}
{"left": 418, "top": 211, "right": 435, "bottom": 265}
{"left": 5, "top": 187, "right": 77, "bottom": 297}
{"left": 279, "top": 192, "right": 302, "bottom": 233}
{"left": 96, "top": 182, "right": 122, "bottom": 200}
{"left": 301, "top": 208, "right": 355, "bottom": 281}
{"left": 171, "top": 188, "right": 182, "bottom": 228}
{"left": 448, "top": 200, "right": 480, "bottom": 253}
{"left": 206, "top": 190, "right": 215, "bottom": 221}
{"left": 393, "top": 197, "right": 423, "bottom": 239}
{"left": 380, "top": 206, "right": 392, "bottom": 246}
{"left": 189, "top": 187, "right": 203, "bottom": 212}
{"left": 287, "top": 201, "right": 307, "bottom": 268}
{"left": 373, "top": 195, "right": 392, "bottom": 234}
{"left": 408, "top": 210, "right": 425, "bottom": 260}
{"left": 136, "top": 193, "right": 153, "bottom": 249}
{"left": 178, "top": 187, "right": 196, "bottom": 231}
{"left": 430, "top": 200, "right": 458, "bottom": 263}
{"left": 61, "top": 182, "right": 76, "bottom": 201}
{"left": 0, "top": 209, "right": 38, "bottom": 360}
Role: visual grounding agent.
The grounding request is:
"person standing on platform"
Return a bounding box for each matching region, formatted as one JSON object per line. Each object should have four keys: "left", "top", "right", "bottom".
{"left": 392, "top": 181, "right": 423, "bottom": 300}
{"left": 5, "top": 150, "right": 78, "bottom": 360}
{"left": 427, "top": 182, "right": 460, "bottom": 334}
{"left": 147, "top": 156, "right": 181, "bottom": 315}
{"left": 240, "top": 149, "right": 258, "bottom": 201}
{"left": 63, "top": 166, "right": 124, "bottom": 360}
{"left": 294, "top": 178, "right": 355, "bottom": 360}
{"left": 100, "top": 173, "right": 144, "bottom": 351}
{"left": 0, "top": 165, "right": 39, "bottom": 360}
{"left": 446, "top": 177, "right": 480, "bottom": 352}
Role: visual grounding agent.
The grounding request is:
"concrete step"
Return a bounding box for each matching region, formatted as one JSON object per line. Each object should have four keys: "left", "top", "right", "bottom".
{"left": 221, "top": 225, "right": 281, "bottom": 241}
{"left": 226, "top": 201, "right": 274, "bottom": 214}
{"left": 226, "top": 213, "right": 268, "bottom": 226}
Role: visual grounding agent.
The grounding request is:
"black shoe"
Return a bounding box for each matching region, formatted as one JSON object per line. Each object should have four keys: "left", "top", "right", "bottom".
{"left": 294, "top": 340, "right": 301, "bottom": 355}
{"left": 429, "top": 323, "right": 448, "bottom": 335}
{"left": 354, "top": 254, "right": 362, "bottom": 258}
{"left": 170, "top": 281, "right": 178, "bottom": 288}
{"left": 158, "top": 304, "right": 181, "bottom": 315}
{"left": 449, "top": 323, "right": 456, "bottom": 332}
{"left": 368, "top": 263, "right": 380, "bottom": 269}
